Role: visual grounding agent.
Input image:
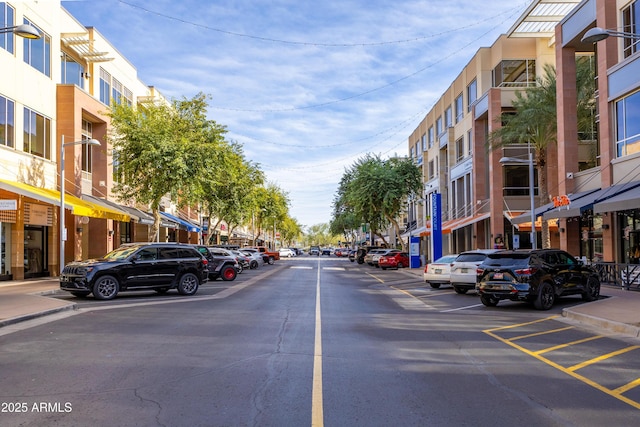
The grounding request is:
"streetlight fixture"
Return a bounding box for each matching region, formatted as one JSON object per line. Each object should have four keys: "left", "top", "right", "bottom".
{"left": 59, "top": 136, "right": 101, "bottom": 273}
{"left": 499, "top": 152, "right": 536, "bottom": 250}
{"left": 581, "top": 27, "right": 640, "bottom": 43}
{"left": 0, "top": 24, "right": 41, "bottom": 39}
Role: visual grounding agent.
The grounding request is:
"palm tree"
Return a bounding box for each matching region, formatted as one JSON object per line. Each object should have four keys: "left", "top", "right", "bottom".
{"left": 489, "top": 59, "right": 595, "bottom": 248}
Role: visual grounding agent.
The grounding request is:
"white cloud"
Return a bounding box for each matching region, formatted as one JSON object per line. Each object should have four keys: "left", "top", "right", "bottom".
{"left": 63, "top": 0, "right": 530, "bottom": 227}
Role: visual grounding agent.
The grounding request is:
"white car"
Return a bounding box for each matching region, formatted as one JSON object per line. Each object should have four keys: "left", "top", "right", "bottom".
{"left": 240, "top": 249, "right": 265, "bottom": 269}
{"left": 449, "top": 249, "right": 503, "bottom": 294}
{"left": 423, "top": 254, "right": 458, "bottom": 289}
{"left": 279, "top": 248, "right": 296, "bottom": 258}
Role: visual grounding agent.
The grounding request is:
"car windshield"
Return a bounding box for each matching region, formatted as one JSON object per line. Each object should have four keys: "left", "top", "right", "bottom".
{"left": 102, "top": 245, "right": 140, "bottom": 261}
{"left": 434, "top": 255, "right": 457, "bottom": 264}
{"left": 482, "top": 255, "right": 530, "bottom": 268}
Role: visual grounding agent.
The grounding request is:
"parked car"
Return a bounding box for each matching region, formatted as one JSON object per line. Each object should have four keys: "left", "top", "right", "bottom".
{"left": 348, "top": 250, "right": 357, "bottom": 262}
{"left": 194, "top": 246, "right": 239, "bottom": 281}
{"left": 279, "top": 248, "right": 296, "bottom": 258}
{"left": 423, "top": 254, "right": 459, "bottom": 288}
{"left": 355, "top": 246, "right": 381, "bottom": 264}
{"left": 240, "top": 249, "right": 264, "bottom": 269}
{"left": 230, "top": 250, "right": 251, "bottom": 271}
{"left": 309, "top": 246, "right": 321, "bottom": 256}
{"left": 449, "top": 249, "right": 503, "bottom": 294}
{"left": 378, "top": 251, "right": 409, "bottom": 269}
{"left": 321, "top": 247, "right": 332, "bottom": 256}
{"left": 60, "top": 242, "right": 208, "bottom": 300}
{"left": 246, "top": 246, "right": 280, "bottom": 264}
{"left": 476, "top": 249, "right": 601, "bottom": 310}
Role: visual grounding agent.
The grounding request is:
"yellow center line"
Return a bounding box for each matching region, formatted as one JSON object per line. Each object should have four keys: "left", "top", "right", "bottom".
{"left": 365, "top": 271, "right": 385, "bottom": 283}
{"left": 312, "top": 260, "right": 324, "bottom": 427}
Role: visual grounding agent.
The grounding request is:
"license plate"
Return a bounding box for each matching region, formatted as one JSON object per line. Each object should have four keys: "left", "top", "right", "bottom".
{"left": 493, "top": 272, "right": 504, "bottom": 280}
{"left": 461, "top": 268, "right": 468, "bottom": 273}
{"left": 435, "top": 269, "right": 442, "bottom": 274}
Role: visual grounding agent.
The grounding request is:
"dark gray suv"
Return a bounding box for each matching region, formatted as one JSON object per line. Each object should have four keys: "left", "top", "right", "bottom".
{"left": 60, "top": 243, "right": 209, "bottom": 300}
{"left": 476, "top": 249, "right": 600, "bottom": 310}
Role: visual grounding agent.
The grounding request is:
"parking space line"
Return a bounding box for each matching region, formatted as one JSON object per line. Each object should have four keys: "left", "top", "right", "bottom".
{"left": 510, "top": 326, "right": 575, "bottom": 341}
{"left": 535, "top": 335, "right": 604, "bottom": 355}
{"left": 485, "top": 319, "right": 640, "bottom": 410}
{"left": 567, "top": 345, "right": 640, "bottom": 372}
{"left": 365, "top": 272, "right": 385, "bottom": 283}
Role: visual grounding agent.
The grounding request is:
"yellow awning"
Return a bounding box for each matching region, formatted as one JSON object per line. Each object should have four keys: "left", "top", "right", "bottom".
{"left": 0, "top": 179, "right": 130, "bottom": 222}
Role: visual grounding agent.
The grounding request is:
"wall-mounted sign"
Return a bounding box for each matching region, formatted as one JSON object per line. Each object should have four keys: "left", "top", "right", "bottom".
{"left": 0, "top": 200, "right": 17, "bottom": 210}
{"left": 553, "top": 195, "right": 570, "bottom": 207}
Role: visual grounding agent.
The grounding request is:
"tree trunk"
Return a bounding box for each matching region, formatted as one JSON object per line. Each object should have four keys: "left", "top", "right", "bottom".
{"left": 150, "top": 209, "right": 161, "bottom": 242}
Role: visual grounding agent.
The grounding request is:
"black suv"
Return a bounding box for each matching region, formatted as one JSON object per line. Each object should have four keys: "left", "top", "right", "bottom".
{"left": 476, "top": 249, "right": 600, "bottom": 310}
{"left": 193, "top": 245, "right": 238, "bottom": 281}
{"left": 60, "top": 243, "right": 208, "bottom": 300}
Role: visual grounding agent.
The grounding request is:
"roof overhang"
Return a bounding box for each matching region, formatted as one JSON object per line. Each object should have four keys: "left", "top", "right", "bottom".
{"left": 507, "top": 0, "right": 582, "bottom": 38}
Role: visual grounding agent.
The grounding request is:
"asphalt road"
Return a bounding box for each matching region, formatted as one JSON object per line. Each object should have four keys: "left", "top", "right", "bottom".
{"left": 1, "top": 257, "right": 639, "bottom": 426}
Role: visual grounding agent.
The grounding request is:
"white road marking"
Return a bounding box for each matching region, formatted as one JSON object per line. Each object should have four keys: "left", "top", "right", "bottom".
{"left": 440, "top": 303, "right": 484, "bottom": 312}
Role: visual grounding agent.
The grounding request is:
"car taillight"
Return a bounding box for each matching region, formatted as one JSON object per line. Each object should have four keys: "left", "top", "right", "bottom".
{"left": 515, "top": 267, "right": 536, "bottom": 275}
{"left": 202, "top": 259, "right": 208, "bottom": 265}
{"left": 424, "top": 264, "right": 429, "bottom": 273}
{"left": 476, "top": 268, "right": 484, "bottom": 276}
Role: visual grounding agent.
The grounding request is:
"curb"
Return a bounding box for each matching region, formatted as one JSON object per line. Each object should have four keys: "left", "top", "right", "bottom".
{"left": 0, "top": 303, "right": 77, "bottom": 328}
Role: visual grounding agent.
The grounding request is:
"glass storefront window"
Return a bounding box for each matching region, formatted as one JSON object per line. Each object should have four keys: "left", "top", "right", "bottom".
{"left": 24, "top": 226, "right": 48, "bottom": 278}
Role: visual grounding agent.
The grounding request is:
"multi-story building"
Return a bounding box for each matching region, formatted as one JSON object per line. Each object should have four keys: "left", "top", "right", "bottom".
{"left": 552, "top": 0, "right": 640, "bottom": 263}
{"left": 408, "top": 1, "right": 580, "bottom": 263}
{"left": 0, "top": 1, "right": 202, "bottom": 281}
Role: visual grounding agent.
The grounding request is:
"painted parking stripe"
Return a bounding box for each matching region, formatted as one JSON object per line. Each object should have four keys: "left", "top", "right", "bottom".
{"left": 567, "top": 345, "right": 640, "bottom": 372}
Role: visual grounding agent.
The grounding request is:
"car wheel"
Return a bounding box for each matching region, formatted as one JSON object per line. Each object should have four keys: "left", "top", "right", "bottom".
{"left": 268, "top": 257, "right": 275, "bottom": 265}
{"left": 220, "top": 265, "right": 237, "bottom": 281}
{"left": 453, "top": 286, "right": 468, "bottom": 294}
{"left": 93, "top": 275, "right": 119, "bottom": 300}
{"left": 480, "top": 294, "right": 499, "bottom": 307}
{"left": 177, "top": 272, "right": 200, "bottom": 295}
{"left": 155, "top": 287, "right": 169, "bottom": 294}
{"left": 534, "top": 282, "right": 555, "bottom": 310}
{"left": 397, "top": 262, "right": 404, "bottom": 269}
{"left": 71, "top": 291, "right": 90, "bottom": 298}
{"left": 582, "top": 276, "right": 600, "bottom": 302}
{"left": 429, "top": 283, "right": 441, "bottom": 289}
{"left": 381, "top": 267, "right": 387, "bottom": 270}
{"left": 250, "top": 260, "right": 259, "bottom": 269}
{"left": 236, "top": 264, "right": 243, "bottom": 274}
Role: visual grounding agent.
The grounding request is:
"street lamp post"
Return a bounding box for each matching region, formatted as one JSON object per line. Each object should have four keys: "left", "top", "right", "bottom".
{"left": 581, "top": 27, "right": 640, "bottom": 43}
{"left": 59, "top": 136, "right": 101, "bottom": 273}
{"left": 500, "top": 152, "right": 536, "bottom": 250}
{"left": 0, "top": 23, "right": 41, "bottom": 39}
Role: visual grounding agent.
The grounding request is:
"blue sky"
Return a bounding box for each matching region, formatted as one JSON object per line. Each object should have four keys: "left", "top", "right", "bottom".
{"left": 62, "top": 0, "right": 531, "bottom": 229}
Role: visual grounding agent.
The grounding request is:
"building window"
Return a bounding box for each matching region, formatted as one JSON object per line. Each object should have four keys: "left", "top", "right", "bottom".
{"left": 428, "top": 160, "right": 435, "bottom": 180}
{"left": 493, "top": 59, "right": 536, "bottom": 88}
{"left": 0, "top": 95, "right": 15, "bottom": 148}
{"left": 428, "top": 126, "right": 434, "bottom": 148}
{"left": 615, "top": 90, "right": 640, "bottom": 157}
{"left": 467, "top": 129, "right": 473, "bottom": 156}
{"left": 467, "top": 79, "right": 477, "bottom": 113}
{"left": 622, "top": 1, "right": 640, "bottom": 58}
{"left": 445, "top": 106, "right": 452, "bottom": 128}
{"left": 455, "top": 94, "right": 463, "bottom": 123}
{"left": 123, "top": 87, "right": 133, "bottom": 106}
{"left": 112, "top": 78, "right": 123, "bottom": 105}
{"left": 100, "top": 68, "right": 111, "bottom": 105}
{"left": 503, "top": 165, "right": 538, "bottom": 196}
{"left": 81, "top": 120, "right": 93, "bottom": 173}
{"left": 436, "top": 116, "right": 443, "bottom": 137}
{"left": 0, "top": 2, "right": 15, "bottom": 54}
{"left": 421, "top": 133, "right": 427, "bottom": 152}
{"left": 455, "top": 137, "right": 465, "bottom": 163}
{"left": 22, "top": 19, "right": 50, "bottom": 77}
{"left": 61, "top": 52, "right": 84, "bottom": 88}
{"left": 23, "top": 107, "right": 51, "bottom": 159}
{"left": 410, "top": 146, "right": 415, "bottom": 159}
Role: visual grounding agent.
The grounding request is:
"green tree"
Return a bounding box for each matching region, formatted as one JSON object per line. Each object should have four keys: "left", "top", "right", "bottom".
{"left": 279, "top": 216, "right": 303, "bottom": 247}
{"left": 334, "top": 154, "right": 422, "bottom": 251}
{"left": 108, "top": 92, "right": 227, "bottom": 241}
{"left": 489, "top": 60, "right": 595, "bottom": 248}
{"left": 252, "top": 184, "right": 290, "bottom": 247}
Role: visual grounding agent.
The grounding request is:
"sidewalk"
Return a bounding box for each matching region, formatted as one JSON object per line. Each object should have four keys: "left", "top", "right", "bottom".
{"left": 1, "top": 272, "right": 640, "bottom": 339}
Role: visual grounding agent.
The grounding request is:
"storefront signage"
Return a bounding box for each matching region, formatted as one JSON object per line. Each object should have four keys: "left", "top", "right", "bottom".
{"left": 552, "top": 195, "right": 570, "bottom": 207}
{"left": 0, "top": 199, "right": 17, "bottom": 210}
{"left": 27, "top": 203, "right": 50, "bottom": 226}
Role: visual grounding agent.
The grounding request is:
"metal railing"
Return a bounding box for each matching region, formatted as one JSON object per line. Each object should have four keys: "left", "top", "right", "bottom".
{"left": 590, "top": 262, "right": 640, "bottom": 290}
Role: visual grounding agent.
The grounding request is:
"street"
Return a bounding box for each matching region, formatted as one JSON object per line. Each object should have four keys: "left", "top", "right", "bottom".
{"left": 1, "top": 257, "right": 640, "bottom": 426}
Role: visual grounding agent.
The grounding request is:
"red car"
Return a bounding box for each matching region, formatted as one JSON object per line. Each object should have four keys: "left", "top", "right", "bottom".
{"left": 378, "top": 251, "right": 409, "bottom": 270}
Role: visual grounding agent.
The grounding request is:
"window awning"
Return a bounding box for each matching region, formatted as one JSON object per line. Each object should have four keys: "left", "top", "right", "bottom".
{"left": 0, "top": 179, "right": 130, "bottom": 222}
{"left": 81, "top": 195, "right": 154, "bottom": 225}
{"left": 594, "top": 182, "right": 640, "bottom": 214}
{"left": 160, "top": 211, "right": 201, "bottom": 232}
{"left": 543, "top": 182, "right": 640, "bottom": 220}
{"left": 418, "top": 213, "right": 489, "bottom": 237}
